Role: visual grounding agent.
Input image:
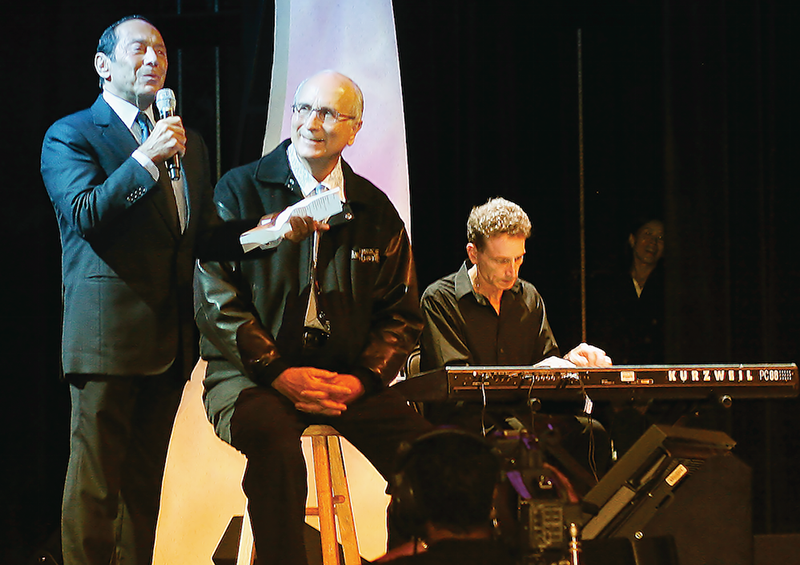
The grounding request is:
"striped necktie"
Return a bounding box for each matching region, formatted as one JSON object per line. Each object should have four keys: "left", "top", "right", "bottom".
{"left": 136, "top": 112, "right": 152, "bottom": 144}
{"left": 303, "top": 184, "right": 331, "bottom": 348}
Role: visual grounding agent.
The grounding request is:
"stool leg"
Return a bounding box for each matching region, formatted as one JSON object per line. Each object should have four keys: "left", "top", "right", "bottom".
{"left": 312, "top": 435, "right": 340, "bottom": 565}
{"left": 328, "top": 436, "right": 361, "bottom": 565}
{"left": 237, "top": 504, "right": 256, "bottom": 565}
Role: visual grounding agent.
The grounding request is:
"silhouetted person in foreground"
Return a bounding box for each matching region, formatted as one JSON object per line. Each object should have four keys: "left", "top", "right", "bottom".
{"left": 379, "top": 429, "right": 515, "bottom": 565}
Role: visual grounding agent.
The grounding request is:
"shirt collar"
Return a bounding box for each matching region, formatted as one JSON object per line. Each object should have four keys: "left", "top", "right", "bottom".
{"left": 286, "top": 143, "right": 346, "bottom": 201}
{"left": 102, "top": 90, "right": 154, "bottom": 130}
{"left": 454, "top": 260, "right": 523, "bottom": 303}
{"left": 454, "top": 261, "right": 475, "bottom": 300}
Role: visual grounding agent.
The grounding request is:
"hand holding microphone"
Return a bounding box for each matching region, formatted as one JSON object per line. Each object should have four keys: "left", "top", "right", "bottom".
{"left": 155, "top": 88, "right": 182, "bottom": 181}
{"left": 138, "top": 88, "right": 185, "bottom": 180}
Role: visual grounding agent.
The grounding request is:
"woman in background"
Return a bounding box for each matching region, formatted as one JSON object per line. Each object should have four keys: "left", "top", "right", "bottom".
{"left": 591, "top": 217, "right": 665, "bottom": 365}
{"left": 590, "top": 217, "right": 666, "bottom": 459}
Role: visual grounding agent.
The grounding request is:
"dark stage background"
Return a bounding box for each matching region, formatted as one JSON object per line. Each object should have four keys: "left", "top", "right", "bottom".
{"left": 3, "top": 0, "right": 798, "bottom": 562}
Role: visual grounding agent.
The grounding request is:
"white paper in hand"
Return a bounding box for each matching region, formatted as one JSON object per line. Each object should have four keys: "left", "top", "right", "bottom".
{"left": 239, "top": 188, "right": 342, "bottom": 252}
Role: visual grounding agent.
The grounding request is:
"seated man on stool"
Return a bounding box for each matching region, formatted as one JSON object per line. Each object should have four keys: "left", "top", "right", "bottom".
{"left": 194, "top": 70, "right": 433, "bottom": 565}
{"left": 416, "top": 197, "right": 613, "bottom": 481}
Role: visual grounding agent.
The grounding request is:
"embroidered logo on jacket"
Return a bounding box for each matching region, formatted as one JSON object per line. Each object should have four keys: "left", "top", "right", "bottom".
{"left": 351, "top": 248, "right": 380, "bottom": 263}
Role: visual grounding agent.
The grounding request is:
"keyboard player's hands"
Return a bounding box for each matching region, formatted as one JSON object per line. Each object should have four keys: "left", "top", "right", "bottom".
{"left": 535, "top": 356, "right": 577, "bottom": 369}
{"left": 563, "top": 343, "right": 612, "bottom": 367}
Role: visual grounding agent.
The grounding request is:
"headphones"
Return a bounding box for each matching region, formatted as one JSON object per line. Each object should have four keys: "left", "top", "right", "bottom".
{"left": 389, "top": 428, "right": 501, "bottom": 540}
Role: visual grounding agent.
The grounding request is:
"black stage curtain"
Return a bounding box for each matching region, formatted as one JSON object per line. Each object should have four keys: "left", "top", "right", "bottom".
{"left": 395, "top": 0, "right": 800, "bottom": 533}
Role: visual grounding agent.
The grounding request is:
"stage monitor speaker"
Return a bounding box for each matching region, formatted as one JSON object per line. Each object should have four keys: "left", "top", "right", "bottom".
{"left": 580, "top": 424, "right": 752, "bottom": 565}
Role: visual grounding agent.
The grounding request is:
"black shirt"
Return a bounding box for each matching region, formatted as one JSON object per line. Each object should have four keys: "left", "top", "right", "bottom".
{"left": 588, "top": 267, "right": 665, "bottom": 365}
{"left": 415, "top": 263, "right": 611, "bottom": 473}
{"left": 419, "top": 262, "right": 560, "bottom": 371}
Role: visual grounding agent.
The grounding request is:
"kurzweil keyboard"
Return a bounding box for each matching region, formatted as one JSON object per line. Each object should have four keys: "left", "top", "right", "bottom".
{"left": 392, "top": 364, "right": 798, "bottom": 403}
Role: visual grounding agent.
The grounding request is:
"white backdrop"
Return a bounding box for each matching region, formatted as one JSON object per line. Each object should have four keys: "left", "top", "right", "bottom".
{"left": 263, "top": 0, "right": 412, "bottom": 231}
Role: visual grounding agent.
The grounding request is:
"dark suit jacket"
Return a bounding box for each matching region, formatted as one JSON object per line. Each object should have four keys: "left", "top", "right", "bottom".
{"left": 41, "top": 94, "right": 246, "bottom": 379}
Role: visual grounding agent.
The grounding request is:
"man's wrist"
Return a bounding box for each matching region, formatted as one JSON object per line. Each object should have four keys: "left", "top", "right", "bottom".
{"left": 350, "top": 366, "right": 381, "bottom": 396}
{"left": 251, "top": 356, "right": 292, "bottom": 386}
{"left": 132, "top": 149, "right": 159, "bottom": 181}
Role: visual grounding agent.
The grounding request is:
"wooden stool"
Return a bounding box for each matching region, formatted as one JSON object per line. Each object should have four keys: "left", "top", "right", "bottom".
{"left": 236, "top": 425, "right": 361, "bottom": 565}
{"left": 304, "top": 425, "right": 361, "bottom": 565}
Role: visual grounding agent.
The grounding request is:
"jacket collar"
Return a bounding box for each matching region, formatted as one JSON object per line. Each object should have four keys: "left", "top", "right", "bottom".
{"left": 254, "top": 139, "right": 365, "bottom": 207}
{"left": 90, "top": 94, "right": 118, "bottom": 126}
{"left": 90, "top": 94, "right": 139, "bottom": 156}
{"left": 254, "top": 139, "right": 295, "bottom": 186}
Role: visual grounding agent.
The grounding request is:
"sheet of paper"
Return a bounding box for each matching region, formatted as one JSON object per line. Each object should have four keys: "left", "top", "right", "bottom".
{"left": 239, "top": 188, "right": 342, "bottom": 252}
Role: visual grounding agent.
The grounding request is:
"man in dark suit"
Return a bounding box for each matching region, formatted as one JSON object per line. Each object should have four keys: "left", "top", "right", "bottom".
{"left": 40, "top": 15, "right": 251, "bottom": 565}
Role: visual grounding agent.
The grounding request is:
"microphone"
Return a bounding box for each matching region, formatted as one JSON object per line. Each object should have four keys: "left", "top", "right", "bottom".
{"left": 155, "top": 88, "right": 181, "bottom": 181}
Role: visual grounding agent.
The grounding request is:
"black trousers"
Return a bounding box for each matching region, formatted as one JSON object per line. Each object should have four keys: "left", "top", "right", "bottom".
{"left": 228, "top": 386, "right": 433, "bottom": 565}
{"left": 61, "top": 369, "right": 185, "bottom": 565}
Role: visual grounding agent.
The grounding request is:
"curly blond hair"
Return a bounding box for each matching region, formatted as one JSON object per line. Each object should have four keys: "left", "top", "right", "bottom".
{"left": 467, "top": 197, "right": 532, "bottom": 250}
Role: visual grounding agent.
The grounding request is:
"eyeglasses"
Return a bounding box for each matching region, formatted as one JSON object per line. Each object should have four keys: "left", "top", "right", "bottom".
{"left": 292, "top": 103, "right": 357, "bottom": 125}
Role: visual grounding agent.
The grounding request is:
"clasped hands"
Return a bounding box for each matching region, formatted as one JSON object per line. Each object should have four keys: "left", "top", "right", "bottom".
{"left": 272, "top": 367, "right": 365, "bottom": 416}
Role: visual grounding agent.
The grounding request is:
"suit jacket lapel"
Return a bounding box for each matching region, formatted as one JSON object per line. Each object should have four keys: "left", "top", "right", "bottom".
{"left": 92, "top": 96, "right": 181, "bottom": 239}
{"left": 92, "top": 96, "right": 139, "bottom": 164}
{"left": 154, "top": 163, "right": 181, "bottom": 237}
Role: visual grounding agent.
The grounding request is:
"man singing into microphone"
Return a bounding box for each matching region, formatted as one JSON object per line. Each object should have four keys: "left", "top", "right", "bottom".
{"left": 40, "top": 15, "right": 257, "bottom": 565}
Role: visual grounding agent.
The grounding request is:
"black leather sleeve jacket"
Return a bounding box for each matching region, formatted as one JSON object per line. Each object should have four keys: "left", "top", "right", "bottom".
{"left": 194, "top": 140, "right": 422, "bottom": 396}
